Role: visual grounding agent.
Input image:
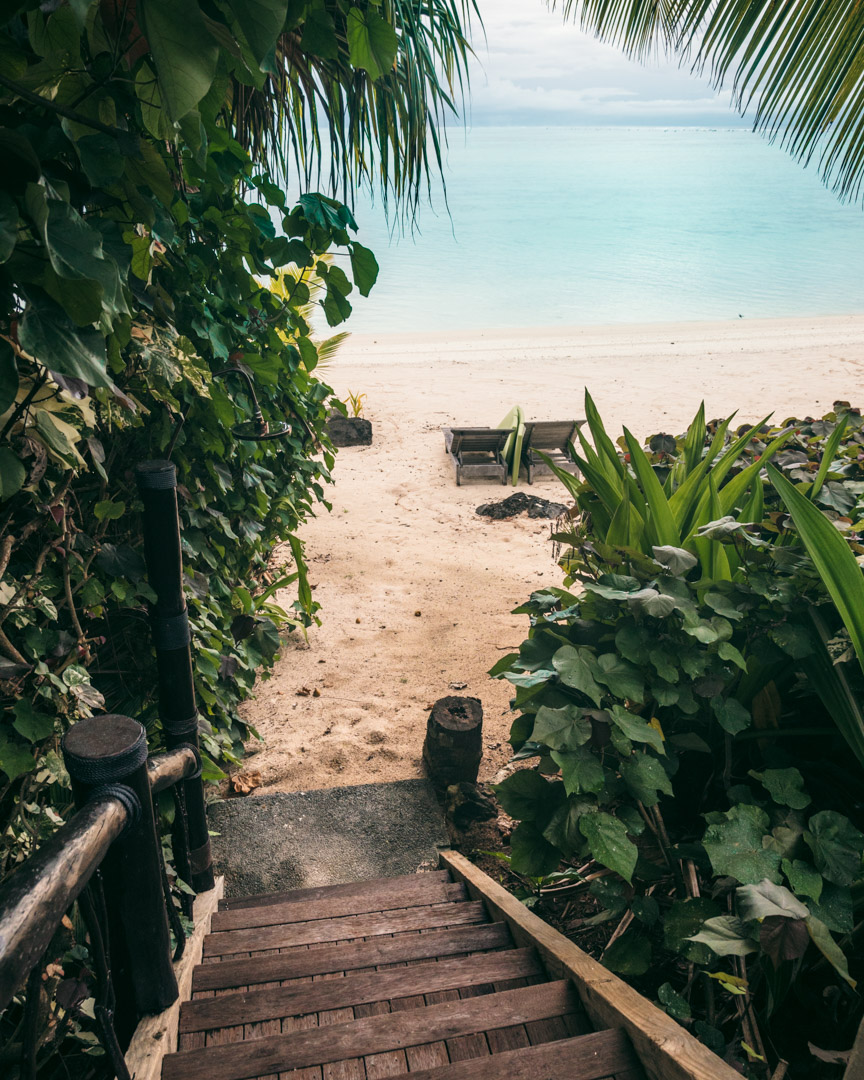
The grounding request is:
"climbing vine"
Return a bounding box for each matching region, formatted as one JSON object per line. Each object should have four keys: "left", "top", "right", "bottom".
{"left": 0, "top": 1, "right": 389, "bottom": 876}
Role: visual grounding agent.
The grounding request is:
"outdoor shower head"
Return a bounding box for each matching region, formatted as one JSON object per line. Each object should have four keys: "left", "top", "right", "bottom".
{"left": 231, "top": 418, "right": 292, "bottom": 441}
{"left": 165, "top": 366, "right": 314, "bottom": 459}
{"left": 215, "top": 367, "right": 295, "bottom": 442}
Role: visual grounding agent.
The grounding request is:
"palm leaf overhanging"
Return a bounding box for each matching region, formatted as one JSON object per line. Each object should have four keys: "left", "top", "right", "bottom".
{"left": 553, "top": 0, "right": 864, "bottom": 203}
{"left": 232, "top": 1, "right": 480, "bottom": 214}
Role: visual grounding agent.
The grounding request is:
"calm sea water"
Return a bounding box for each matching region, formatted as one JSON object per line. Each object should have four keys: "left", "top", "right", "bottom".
{"left": 341, "top": 126, "right": 864, "bottom": 334}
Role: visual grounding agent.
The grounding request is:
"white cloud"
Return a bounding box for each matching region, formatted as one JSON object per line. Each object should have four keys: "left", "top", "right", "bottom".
{"left": 463, "top": 0, "right": 740, "bottom": 124}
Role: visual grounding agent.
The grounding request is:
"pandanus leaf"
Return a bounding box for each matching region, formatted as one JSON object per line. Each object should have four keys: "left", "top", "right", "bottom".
{"left": 584, "top": 389, "right": 626, "bottom": 482}
{"left": 539, "top": 452, "right": 587, "bottom": 503}
{"left": 577, "top": 426, "right": 621, "bottom": 501}
{"left": 801, "top": 610, "right": 864, "bottom": 770}
{"left": 737, "top": 476, "right": 764, "bottom": 525}
{"left": 669, "top": 413, "right": 737, "bottom": 529}
{"left": 768, "top": 463, "right": 864, "bottom": 768}
{"left": 685, "top": 424, "right": 791, "bottom": 539}
{"left": 710, "top": 415, "right": 774, "bottom": 488}
{"left": 605, "top": 482, "right": 645, "bottom": 548}
{"left": 692, "top": 475, "right": 732, "bottom": 581}
{"left": 810, "top": 415, "right": 848, "bottom": 503}
{"left": 623, "top": 427, "right": 679, "bottom": 547}
{"left": 682, "top": 401, "right": 707, "bottom": 474}
{"left": 717, "top": 427, "right": 795, "bottom": 518}
{"left": 545, "top": 447, "right": 615, "bottom": 511}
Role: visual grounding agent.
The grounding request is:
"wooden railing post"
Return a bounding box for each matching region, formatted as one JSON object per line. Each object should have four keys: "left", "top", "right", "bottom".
{"left": 135, "top": 460, "right": 214, "bottom": 894}
{"left": 62, "top": 714, "right": 178, "bottom": 1041}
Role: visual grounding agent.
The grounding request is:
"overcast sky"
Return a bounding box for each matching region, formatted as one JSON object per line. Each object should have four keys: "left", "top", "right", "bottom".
{"left": 466, "top": 1, "right": 743, "bottom": 126}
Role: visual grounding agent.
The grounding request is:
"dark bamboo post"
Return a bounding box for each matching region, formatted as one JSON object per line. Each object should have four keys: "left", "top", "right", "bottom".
{"left": 62, "top": 715, "right": 178, "bottom": 1040}
{"left": 135, "top": 460, "right": 214, "bottom": 894}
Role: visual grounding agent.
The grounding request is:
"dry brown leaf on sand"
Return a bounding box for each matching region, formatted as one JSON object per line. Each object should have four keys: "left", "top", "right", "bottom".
{"left": 231, "top": 770, "right": 262, "bottom": 795}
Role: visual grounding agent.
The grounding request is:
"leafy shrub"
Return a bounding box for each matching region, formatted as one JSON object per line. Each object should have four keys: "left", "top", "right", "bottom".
{"left": 0, "top": 9, "right": 377, "bottom": 1072}
{"left": 0, "top": 1, "right": 478, "bottom": 1072}
{"left": 492, "top": 397, "right": 864, "bottom": 1073}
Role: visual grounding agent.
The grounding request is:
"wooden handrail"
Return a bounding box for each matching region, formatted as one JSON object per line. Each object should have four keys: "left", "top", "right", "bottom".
{"left": 148, "top": 746, "right": 199, "bottom": 794}
{"left": 0, "top": 795, "right": 128, "bottom": 1012}
{"left": 0, "top": 740, "right": 199, "bottom": 1017}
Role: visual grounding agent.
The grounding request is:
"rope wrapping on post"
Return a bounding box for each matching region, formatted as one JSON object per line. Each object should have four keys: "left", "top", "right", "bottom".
{"left": 135, "top": 460, "right": 177, "bottom": 490}
{"left": 62, "top": 726, "right": 148, "bottom": 785}
{"left": 87, "top": 785, "right": 142, "bottom": 830}
{"left": 162, "top": 714, "right": 200, "bottom": 737}
{"left": 150, "top": 609, "right": 191, "bottom": 650}
{"left": 173, "top": 742, "right": 203, "bottom": 779}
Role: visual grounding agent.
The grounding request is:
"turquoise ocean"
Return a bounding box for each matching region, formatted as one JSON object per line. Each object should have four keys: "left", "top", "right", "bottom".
{"left": 342, "top": 126, "right": 864, "bottom": 334}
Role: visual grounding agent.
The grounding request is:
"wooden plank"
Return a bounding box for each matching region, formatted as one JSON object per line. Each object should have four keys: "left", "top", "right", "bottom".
{"left": 213, "top": 874, "right": 454, "bottom": 931}
{"left": 240, "top": 950, "right": 281, "bottom": 1080}
{"left": 162, "top": 980, "right": 579, "bottom": 1080}
{"left": 204, "top": 901, "right": 486, "bottom": 957}
{"left": 368, "top": 1029, "right": 640, "bottom": 1080}
{"left": 356, "top": 1000, "right": 407, "bottom": 1079}
{"left": 219, "top": 872, "right": 450, "bottom": 912}
{"left": 405, "top": 1041, "right": 449, "bottom": 1071}
{"left": 446, "top": 985, "right": 491, "bottom": 1063}
{"left": 194, "top": 922, "right": 511, "bottom": 992}
{"left": 181, "top": 949, "right": 541, "bottom": 1033}
{"left": 440, "top": 850, "right": 740, "bottom": 1080}
{"left": 279, "top": 1012, "right": 322, "bottom": 1080}
{"left": 123, "top": 877, "right": 224, "bottom": 1080}
{"left": 485, "top": 1024, "right": 529, "bottom": 1054}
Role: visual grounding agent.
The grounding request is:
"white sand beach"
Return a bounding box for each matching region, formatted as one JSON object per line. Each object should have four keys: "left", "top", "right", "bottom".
{"left": 238, "top": 314, "right": 864, "bottom": 792}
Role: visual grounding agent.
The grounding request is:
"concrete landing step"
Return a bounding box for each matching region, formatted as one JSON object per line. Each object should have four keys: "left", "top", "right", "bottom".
{"left": 208, "top": 778, "right": 448, "bottom": 897}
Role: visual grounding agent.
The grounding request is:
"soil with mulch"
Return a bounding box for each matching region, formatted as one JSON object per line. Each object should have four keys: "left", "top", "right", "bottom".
{"left": 475, "top": 493, "right": 567, "bottom": 520}
{"left": 447, "top": 808, "right": 613, "bottom": 959}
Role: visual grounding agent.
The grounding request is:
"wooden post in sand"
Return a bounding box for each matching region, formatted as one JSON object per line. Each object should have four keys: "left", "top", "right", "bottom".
{"left": 423, "top": 696, "right": 483, "bottom": 786}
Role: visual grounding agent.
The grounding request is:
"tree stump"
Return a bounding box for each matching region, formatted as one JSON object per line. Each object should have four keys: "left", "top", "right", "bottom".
{"left": 423, "top": 696, "right": 483, "bottom": 786}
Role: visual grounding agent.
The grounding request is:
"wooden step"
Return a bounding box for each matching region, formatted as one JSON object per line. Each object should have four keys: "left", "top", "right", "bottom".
{"left": 181, "top": 948, "right": 542, "bottom": 1033}
{"left": 218, "top": 869, "right": 451, "bottom": 912}
{"left": 192, "top": 920, "right": 513, "bottom": 992}
{"left": 203, "top": 899, "right": 486, "bottom": 957}
{"left": 162, "top": 980, "right": 582, "bottom": 1080}
{"left": 211, "top": 872, "right": 458, "bottom": 932}
{"left": 383, "top": 1029, "right": 643, "bottom": 1080}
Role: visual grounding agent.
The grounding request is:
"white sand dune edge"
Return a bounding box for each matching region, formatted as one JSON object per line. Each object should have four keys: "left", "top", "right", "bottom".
{"left": 238, "top": 314, "right": 864, "bottom": 793}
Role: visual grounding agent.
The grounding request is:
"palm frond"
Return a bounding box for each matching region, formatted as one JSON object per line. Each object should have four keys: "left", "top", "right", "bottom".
{"left": 315, "top": 332, "right": 351, "bottom": 369}
{"left": 232, "top": 1, "right": 480, "bottom": 216}
{"left": 553, "top": 0, "right": 864, "bottom": 202}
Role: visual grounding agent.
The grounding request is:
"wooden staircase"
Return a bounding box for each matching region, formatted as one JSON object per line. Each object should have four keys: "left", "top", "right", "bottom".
{"left": 160, "top": 866, "right": 644, "bottom": 1080}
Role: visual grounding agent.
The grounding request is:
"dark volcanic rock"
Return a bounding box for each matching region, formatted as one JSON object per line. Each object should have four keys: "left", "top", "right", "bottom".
{"left": 445, "top": 782, "right": 497, "bottom": 830}
{"left": 327, "top": 416, "right": 372, "bottom": 446}
{"left": 475, "top": 493, "right": 567, "bottom": 520}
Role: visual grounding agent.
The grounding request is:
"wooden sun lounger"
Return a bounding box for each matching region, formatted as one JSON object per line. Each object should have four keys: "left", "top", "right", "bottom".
{"left": 521, "top": 420, "right": 585, "bottom": 484}
{"left": 442, "top": 427, "right": 512, "bottom": 486}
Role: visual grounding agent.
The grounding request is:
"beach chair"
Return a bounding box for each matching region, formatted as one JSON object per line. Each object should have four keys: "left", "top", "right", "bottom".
{"left": 521, "top": 420, "right": 585, "bottom": 484}
{"left": 442, "top": 427, "right": 512, "bottom": 485}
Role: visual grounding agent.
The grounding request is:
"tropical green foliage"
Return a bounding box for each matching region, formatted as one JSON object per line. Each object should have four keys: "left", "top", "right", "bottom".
{"left": 0, "top": 0, "right": 478, "bottom": 1072}
{"left": 546, "top": 391, "right": 791, "bottom": 580}
{"left": 553, "top": 0, "right": 864, "bottom": 202}
{"left": 492, "top": 398, "right": 864, "bottom": 1074}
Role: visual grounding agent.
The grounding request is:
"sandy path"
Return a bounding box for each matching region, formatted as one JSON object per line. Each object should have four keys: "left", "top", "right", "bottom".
{"left": 239, "top": 314, "right": 864, "bottom": 792}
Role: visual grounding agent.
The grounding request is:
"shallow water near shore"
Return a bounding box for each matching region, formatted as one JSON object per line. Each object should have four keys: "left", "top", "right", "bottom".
{"left": 344, "top": 126, "right": 864, "bottom": 334}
